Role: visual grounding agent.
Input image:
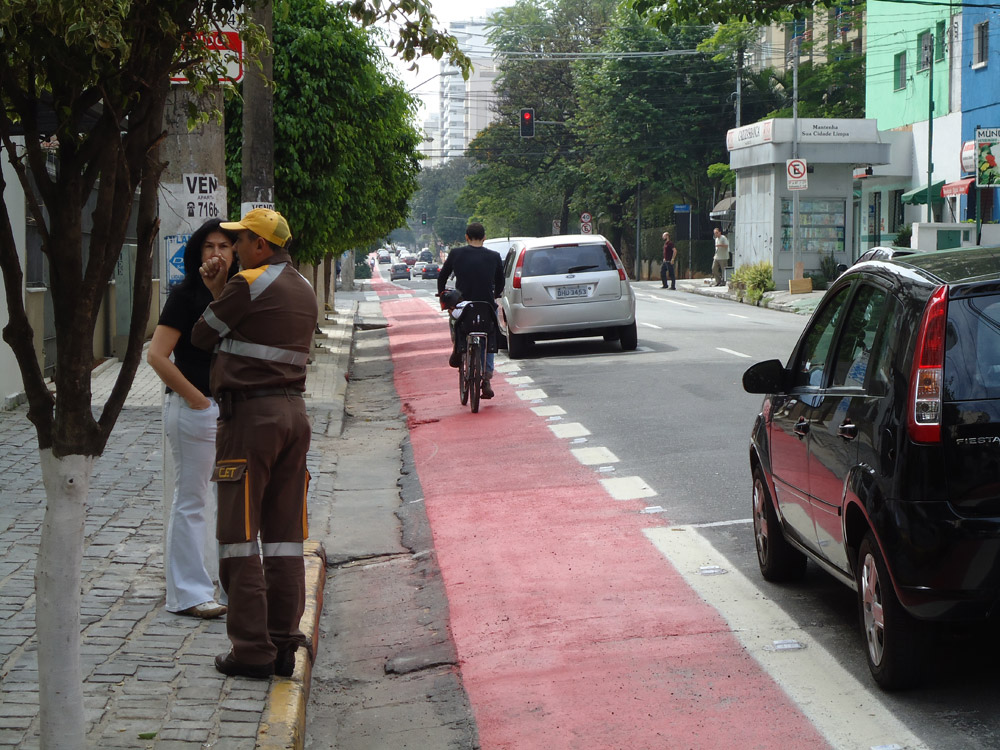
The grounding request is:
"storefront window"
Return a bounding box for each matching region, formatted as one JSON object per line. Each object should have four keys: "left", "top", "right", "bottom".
{"left": 781, "top": 199, "right": 846, "bottom": 254}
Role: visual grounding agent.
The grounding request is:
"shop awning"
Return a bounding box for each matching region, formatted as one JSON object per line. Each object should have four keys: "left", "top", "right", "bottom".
{"left": 941, "top": 178, "right": 975, "bottom": 197}
{"left": 709, "top": 196, "right": 736, "bottom": 218}
{"left": 901, "top": 181, "right": 945, "bottom": 205}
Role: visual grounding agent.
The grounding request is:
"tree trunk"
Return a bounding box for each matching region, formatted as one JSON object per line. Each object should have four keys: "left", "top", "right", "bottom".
{"left": 36, "top": 450, "right": 93, "bottom": 749}
{"left": 324, "top": 255, "right": 334, "bottom": 312}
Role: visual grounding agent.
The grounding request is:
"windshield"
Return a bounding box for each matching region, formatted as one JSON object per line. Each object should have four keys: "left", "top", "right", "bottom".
{"left": 944, "top": 293, "right": 1000, "bottom": 400}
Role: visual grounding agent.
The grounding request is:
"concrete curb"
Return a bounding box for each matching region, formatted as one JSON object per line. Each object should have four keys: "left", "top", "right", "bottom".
{"left": 257, "top": 540, "right": 327, "bottom": 749}
{"left": 313, "top": 300, "right": 358, "bottom": 438}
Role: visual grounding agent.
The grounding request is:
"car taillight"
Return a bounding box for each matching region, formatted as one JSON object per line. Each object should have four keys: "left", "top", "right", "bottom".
{"left": 907, "top": 284, "right": 949, "bottom": 444}
{"left": 512, "top": 249, "right": 526, "bottom": 289}
{"left": 607, "top": 242, "right": 627, "bottom": 281}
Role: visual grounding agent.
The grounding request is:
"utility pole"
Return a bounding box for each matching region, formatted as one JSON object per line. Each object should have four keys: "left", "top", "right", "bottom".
{"left": 241, "top": 2, "right": 274, "bottom": 218}
{"left": 925, "top": 32, "right": 935, "bottom": 223}
{"left": 791, "top": 36, "right": 801, "bottom": 280}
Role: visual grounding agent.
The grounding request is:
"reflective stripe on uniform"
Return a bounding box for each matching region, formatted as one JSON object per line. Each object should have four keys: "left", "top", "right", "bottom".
{"left": 218, "top": 338, "right": 309, "bottom": 367}
{"left": 261, "top": 541, "right": 304, "bottom": 557}
{"left": 246, "top": 263, "right": 284, "bottom": 301}
{"left": 219, "top": 540, "right": 260, "bottom": 559}
{"left": 202, "top": 307, "right": 230, "bottom": 338}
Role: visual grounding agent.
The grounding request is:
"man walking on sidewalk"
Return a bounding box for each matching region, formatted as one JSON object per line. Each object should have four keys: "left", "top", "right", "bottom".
{"left": 712, "top": 227, "right": 729, "bottom": 286}
{"left": 660, "top": 232, "right": 677, "bottom": 290}
{"left": 193, "top": 208, "right": 317, "bottom": 679}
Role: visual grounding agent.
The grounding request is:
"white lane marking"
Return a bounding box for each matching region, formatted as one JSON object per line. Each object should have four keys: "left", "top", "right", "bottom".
{"left": 662, "top": 298, "right": 698, "bottom": 309}
{"left": 717, "top": 347, "right": 752, "bottom": 359}
{"left": 397, "top": 293, "right": 413, "bottom": 299}
{"left": 532, "top": 405, "right": 565, "bottom": 417}
{"left": 570, "top": 446, "right": 619, "bottom": 465}
{"left": 507, "top": 376, "right": 534, "bottom": 386}
{"left": 729, "top": 313, "right": 749, "bottom": 319}
{"left": 517, "top": 388, "right": 548, "bottom": 401}
{"left": 688, "top": 518, "right": 753, "bottom": 528}
{"left": 495, "top": 363, "right": 520, "bottom": 373}
{"left": 643, "top": 527, "right": 931, "bottom": 750}
{"left": 549, "top": 422, "right": 591, "bottom": 439}
{"left": 639, "top": 322, "right": 662, "bottom": 329}
{"left": 600, "top": 476, "right": 656, "bottom": 500}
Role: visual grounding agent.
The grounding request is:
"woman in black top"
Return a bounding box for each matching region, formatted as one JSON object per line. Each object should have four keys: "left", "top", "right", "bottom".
{"left": 147, "top": 219, "right": 237, "bottom": 618}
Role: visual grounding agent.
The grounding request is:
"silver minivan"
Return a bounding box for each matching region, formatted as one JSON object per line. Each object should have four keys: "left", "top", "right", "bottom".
{"left": 497, "top": 234, "right": 637, "bottom": 358}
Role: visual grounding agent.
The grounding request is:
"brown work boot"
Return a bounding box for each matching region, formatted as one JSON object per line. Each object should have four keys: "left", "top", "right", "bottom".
{"left": 214, "top": 651, "right": 273, "bottom": 679}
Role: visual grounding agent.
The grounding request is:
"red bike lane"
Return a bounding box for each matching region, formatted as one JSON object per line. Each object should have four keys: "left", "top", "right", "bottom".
{"left": 370, "top": 275, "right": 829, "bottom": 749}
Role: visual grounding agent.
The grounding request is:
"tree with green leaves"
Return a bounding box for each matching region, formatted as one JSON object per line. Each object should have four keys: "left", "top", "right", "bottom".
{"left": 415, "top": 157, "right": 477, "bottom": 245}
{"left": 227, "top": 0, "right": 424, "bottom": 265}
{"left": 628, "top": 0, "right": 834, "bottom": 29}
{"left": 0, "top": 0, "right": 468, "bottom": 744}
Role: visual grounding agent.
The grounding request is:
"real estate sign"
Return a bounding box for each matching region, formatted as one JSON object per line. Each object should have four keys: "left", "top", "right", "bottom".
{"left": 975, "top": 128, "right": 1000, "bottom": 187}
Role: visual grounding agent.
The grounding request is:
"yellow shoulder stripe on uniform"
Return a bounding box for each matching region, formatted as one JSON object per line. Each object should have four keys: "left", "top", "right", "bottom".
{"left": 237, "top": 265, "right": 270, "bottom": 285}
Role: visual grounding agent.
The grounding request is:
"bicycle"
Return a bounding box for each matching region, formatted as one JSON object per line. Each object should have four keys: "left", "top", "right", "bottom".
{"left": 438, "top": 290, "right": 497, "bottom": 414}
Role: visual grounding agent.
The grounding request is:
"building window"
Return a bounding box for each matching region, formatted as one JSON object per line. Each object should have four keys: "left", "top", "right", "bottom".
{"left": 917, "top": 31, "right": 932, "bottom": 71}
{"left": 974, "top": 21, "right": 989, "bottom": 67}
{"left": 888, "top": 190, "right": 905, "bottom": 234}
{"left": 935, "top": 21, "right": 946, "bottom": 60}
{"left": 894, "top": 51, "right": 907, "bottom": 90}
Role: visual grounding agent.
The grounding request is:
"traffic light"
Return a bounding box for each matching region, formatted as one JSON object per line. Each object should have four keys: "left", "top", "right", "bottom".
{"left": 421, "top": 212, "right": 427, "bottom": 225}
{"left": 519, "top": 108, "right": 534, "bottom": 138}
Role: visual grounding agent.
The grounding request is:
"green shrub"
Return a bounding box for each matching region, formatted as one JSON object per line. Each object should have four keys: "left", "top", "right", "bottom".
{"left": 819, "top": 252, "right": 840, "bottom": 281}
{"left": 731, "top": 261, "right": 775, "bottom": 305}
{"left": 804, "top": 271, "right": 828, "bottom": 290}
{"left": 894, "top": 223, "right": 912, "bottom": 247}
{"left": 354, "top": 260, "right": 372, "bottom": 279}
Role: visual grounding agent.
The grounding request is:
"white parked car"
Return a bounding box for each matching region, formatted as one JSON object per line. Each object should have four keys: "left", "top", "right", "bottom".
{"left": 412, "top": 261, "right": 428, "bottom": 278}
{"left": 497, "top": 234, "right": 637, "bottom": 358}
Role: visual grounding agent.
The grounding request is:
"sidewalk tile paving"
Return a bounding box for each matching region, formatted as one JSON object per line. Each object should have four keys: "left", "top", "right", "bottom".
{"left": 0, "top": 293, "right": 357, "bottom": 749}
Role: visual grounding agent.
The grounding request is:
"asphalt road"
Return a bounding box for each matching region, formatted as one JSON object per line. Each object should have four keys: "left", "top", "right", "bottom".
{"left": 387, "top": 271, "right": 1000, "bottom": 749}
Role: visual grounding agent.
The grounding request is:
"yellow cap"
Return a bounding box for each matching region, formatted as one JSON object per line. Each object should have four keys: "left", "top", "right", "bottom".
{"left": 221, "top": 208, "right": 292, "bottom": 247}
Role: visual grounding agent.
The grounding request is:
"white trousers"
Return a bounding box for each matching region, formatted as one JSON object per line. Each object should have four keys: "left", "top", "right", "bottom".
{"left": 164, "top": 393, "right": 220, "bottom": 612}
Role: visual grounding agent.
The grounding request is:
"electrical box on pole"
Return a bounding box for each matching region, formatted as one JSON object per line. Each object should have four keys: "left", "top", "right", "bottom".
{"left": 519, "top": 108, "right": 535, "bottom": 138}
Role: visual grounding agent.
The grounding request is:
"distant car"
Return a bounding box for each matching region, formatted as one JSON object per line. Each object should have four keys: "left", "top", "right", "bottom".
{"left": 497, "top": 234, "right": 636, "bottom": 358}
{"left": 418, "top": 249, "right": 434, "bottom": 263}
{"left": 389, "top": 263, "right": 410, "bottom": 281}
{"left": 421, "top": 262, "right": 440, "bottom": 280}
{"left": 402, "top": 254, "right": 416, "bottom": 266}
{"left": 412, "top": 261, "right": 428, "bottom": 278}
{"left": 377, "top": 249, "right": 391, "bottom": 264}
{"left": 853, "top": 245, "right": 916, "bottom": 265}
{"left": 743, "top": 245, "right": 1000, "bottom": 690}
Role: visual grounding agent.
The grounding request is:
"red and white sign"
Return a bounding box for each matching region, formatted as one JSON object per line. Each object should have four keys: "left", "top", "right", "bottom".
{"left": 961, "top": 140, "right": 976, "bottom": 174}
{"left": 580, "top": 212, "right": 592, "bottom": 223}
{"left": 171, "top": 30, "right": 244, "bottom": 84}
{"left": 786, "top": 158, "right": 808, "bottom": 191}
{"left": 580, "top": 222, "right": 593, "bottom": 234}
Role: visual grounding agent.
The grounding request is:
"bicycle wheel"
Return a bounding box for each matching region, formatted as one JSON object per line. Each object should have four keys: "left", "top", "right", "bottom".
{"left": 469, "top": 338, "right": 482, "bottom": 413}
{"left": 458, "top": 348, "right": 469, "bottom": 405}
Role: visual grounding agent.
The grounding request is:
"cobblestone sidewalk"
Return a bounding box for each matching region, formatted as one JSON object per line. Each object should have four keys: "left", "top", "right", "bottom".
{"left": 0, "top": 297, "right": 356, "bottom": 749}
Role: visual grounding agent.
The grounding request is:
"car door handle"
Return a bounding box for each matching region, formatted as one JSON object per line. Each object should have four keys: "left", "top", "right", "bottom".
{"left": 793, "top": 418, "right": 810, "bottom": 437}
{"left": 838, "top": 422, "right": 858, "bottom": 441}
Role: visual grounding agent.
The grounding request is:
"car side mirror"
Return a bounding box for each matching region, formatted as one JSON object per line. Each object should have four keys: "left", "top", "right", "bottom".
{"left": 743, "top": 359, "right": 789, "bottom": 394}
{"left": 836, "top": 263, "right": 848, "bottom": 276}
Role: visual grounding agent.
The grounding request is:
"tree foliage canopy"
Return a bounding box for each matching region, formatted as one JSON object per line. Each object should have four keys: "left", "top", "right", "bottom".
{"left": 627, "top": 0, "right": 833, "bottom": 30}
{"left": 227, "top": 0, "right": 424, "bottom": 264}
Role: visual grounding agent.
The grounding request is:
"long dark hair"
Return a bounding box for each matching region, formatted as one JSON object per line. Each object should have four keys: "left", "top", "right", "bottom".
{"left": 179, "top": 219, "right": 238, "bottom": 291}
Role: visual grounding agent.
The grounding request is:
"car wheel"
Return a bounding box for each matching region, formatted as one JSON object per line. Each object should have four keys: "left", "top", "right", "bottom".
{"left": 508, "top": 330, "right": 527, "bottom": 359}
{"left": 619, "top": 322, "right": 638, "bottom": 351}
{"left": 752, "top": 467, "right": 806, "bottom": 582}
{"left": 857, "top": 532, "right": 924, "bottom": 690}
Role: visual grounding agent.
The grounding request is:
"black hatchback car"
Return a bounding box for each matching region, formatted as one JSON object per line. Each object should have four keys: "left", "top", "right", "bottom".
{"left": 743, "top": 246, "right": 1000, "bottom": 690}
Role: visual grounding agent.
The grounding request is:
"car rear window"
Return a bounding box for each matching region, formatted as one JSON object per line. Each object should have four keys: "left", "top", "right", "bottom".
{"left": 522, "top": 244, "right": 615, "bottom": 277}
{"left": 944, "top": 292, "right": 1000, "bottom": 400}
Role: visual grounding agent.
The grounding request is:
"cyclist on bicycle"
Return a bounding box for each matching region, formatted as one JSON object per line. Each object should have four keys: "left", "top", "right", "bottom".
{"left": 437, "top": 222, "right": 504, "bottom": 399}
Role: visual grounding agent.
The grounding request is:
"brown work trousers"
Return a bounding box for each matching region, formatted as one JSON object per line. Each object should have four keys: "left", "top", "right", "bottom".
{"left": 213, "top": 394, "right": 311, "bottom": 665}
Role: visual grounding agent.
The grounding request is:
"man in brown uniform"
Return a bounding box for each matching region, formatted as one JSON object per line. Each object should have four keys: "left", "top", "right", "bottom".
{"left": 192, "top": 208, "right": 317, "bottom": 679}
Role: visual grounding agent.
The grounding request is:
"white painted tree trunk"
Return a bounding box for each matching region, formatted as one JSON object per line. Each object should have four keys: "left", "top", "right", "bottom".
{"left": 36, "top": 449, "right": 92, "bottom": 749}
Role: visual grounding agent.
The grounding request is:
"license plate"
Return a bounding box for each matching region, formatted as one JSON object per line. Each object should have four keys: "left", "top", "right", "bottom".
{"left": 555, "top": 284, "right": 589, "bottom": 299}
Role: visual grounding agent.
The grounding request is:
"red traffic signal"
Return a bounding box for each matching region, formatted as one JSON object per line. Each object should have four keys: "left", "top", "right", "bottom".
{"left": 519, "top": 108, "right": 535, "bottom": 138}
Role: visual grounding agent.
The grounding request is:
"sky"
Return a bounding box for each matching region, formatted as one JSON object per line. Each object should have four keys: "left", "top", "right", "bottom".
{"left": 379, "top": 0, "right": 515, "bottom": 117}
